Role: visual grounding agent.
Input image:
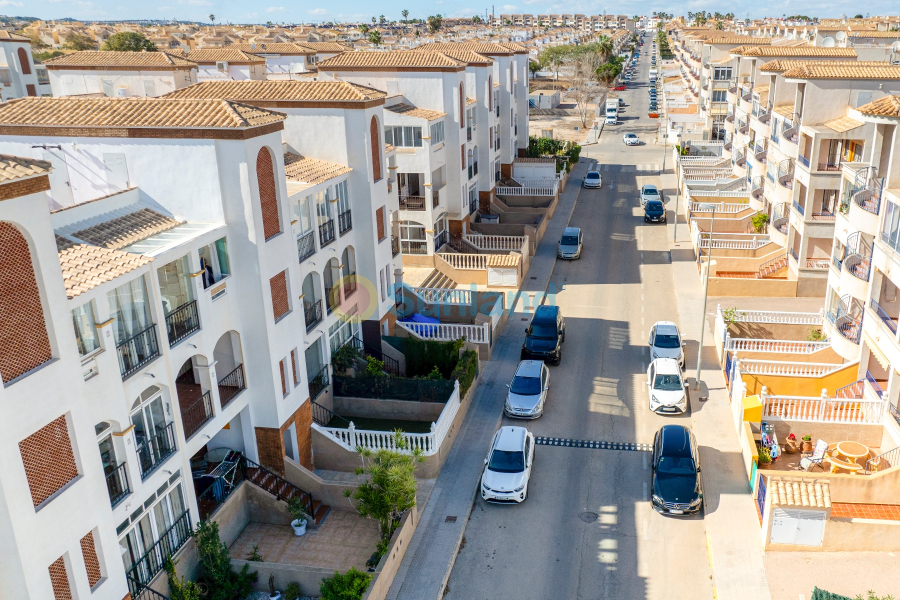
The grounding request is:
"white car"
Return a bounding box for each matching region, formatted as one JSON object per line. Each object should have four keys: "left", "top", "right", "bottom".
{"left": 583, "top": 171, "right": 603, "bottom": 188}
{"left": 624, "top": 133, "right": 639, "bottom": 146}
{"left": 647, "top": 358, "right": 688, "bottom": 414}
{"left": 481, "top": 426, "right": 535, "bottom": 504}
{"left": 505, "top": 360, "right": 550, "bottom": 418}
{"left": 649, "top": 321, "right": 686, "bottom": 368}
{"left": 640, "top": 184, "right": 660, "bottom": 206}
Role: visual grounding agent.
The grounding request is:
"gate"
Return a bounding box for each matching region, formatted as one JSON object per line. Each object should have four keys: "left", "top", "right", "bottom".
{"left": 724, "top": 351, "right": 733, "bottom": 386}
{"left": 756, "top": 471, "right": 767, "bottom": 521}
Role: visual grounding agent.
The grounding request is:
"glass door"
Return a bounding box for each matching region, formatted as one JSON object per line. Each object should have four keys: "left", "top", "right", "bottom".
{"left": 132, "top": 393, "right": 168, "bottom": 472}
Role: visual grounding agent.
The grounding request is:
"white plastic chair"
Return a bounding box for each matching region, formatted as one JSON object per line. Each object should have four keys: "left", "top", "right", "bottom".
{"left": 799, "top": 439, "right": 828, "bottom": 471}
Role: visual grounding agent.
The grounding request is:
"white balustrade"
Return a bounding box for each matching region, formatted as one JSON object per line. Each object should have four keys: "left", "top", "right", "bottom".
{"left": 689, "top": 201, "right": 750, "bottom": 214}
{"left": 397, "top": 320, "right": 490, "bottom": 343}
{"left": 738, "top": 360, "right": 843, "bottom": 377}
{"left": 730, "top": 309, "right": 823, "bottom": 325}
{"left": 762, "top": 394, "right": 885, "bottom": 424}
{"left": 463, "top": 234, "right": 527, "bottom": 252}
{"left": 496, "top": 185, "right": 557, "bottom": 197}
{"left": 725, "top": 339, "right": 831, "bottom": 354}
{"left": 688, "top": 190, "right": 750, "bottom": 198}
{"left": 698, "top": 238, "right": 769, "bottom": 250}
{"left": 437, "top": 252, "right": 488, "bottom": 270}
{"left": 413, "top": 287, "right": 473, "bottom": 305}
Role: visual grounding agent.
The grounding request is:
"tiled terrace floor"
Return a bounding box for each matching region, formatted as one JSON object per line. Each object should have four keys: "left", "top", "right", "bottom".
{"left": 229, "top": 509, "right": 380, "bottom": 570}
{"left": 830, "top": 502, "right": 900, "bottom": 521}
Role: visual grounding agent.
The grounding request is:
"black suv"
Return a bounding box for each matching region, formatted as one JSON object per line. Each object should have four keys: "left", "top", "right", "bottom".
{"left": 521, "top": 305, "right": 565, "bottom": 364}
{"left": 651, "top": 425, "right": 703, "bottom": 515}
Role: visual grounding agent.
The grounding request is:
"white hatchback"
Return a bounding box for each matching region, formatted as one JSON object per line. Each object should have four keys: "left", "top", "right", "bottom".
{"left": 623, "top": 133, "right": 639, "bottom": 146}
{"left": 647, "top": 358, "right": 688, "bottom": 414}
{"left": 583, "top": 171, "right": 603, "bottom": 188}
{"left": 481, "top": 426, "right": 535, "bottom": 503}
{"left": 649, "top": 321, "right": 685, "bottom": 368}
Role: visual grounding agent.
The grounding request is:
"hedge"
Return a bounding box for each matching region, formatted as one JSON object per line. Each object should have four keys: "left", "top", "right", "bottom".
{"left": 334, "top": 376, "right": 455, "bottom": 402}
{"left": 451, "top": 350, "right": 478, "bottom": 397}
{"left": 401, "top": 337, "right": 464, "bottom": 378}
{"left": 810, "top": 588, "right": 852, "bottom": 600}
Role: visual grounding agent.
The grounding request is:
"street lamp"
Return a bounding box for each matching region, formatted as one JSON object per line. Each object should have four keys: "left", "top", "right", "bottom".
{"left": 695, "top": 202, "right": 716, "bottom": 390}
{"left": 673, "top": 131, "right": 682, "bottom": 243}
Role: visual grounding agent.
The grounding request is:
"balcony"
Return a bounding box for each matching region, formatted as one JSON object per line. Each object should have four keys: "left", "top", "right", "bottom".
{"left": 782, "top": 125, "right": 799, "bottom": 145}
{"left": 343, "top": 278, "right": 357, "bottom": 299}
{"left": 135, "top": 421, "right": 177, "bottom": 480}
{"left": 434, "top": 230, "right": 449, "bottom": 251}
{"left": 797, "top": 154, "right": 810, "bottom": 169}
{"left": 318, "top": 219, "right": 336, "bottom": 248}
{"left": 792, "top": 200, "right": 805, "bottom": 217}
{"left": 852, "top": 187, "right": 881, "bottom": 216}
{"left": 125, "top": 509, "right": 192, "bottom": 596}
{"left": 304, "top": 299, "right": 323, "bottom": 332}
{"left": 297, "top": 230, "right": 316, "bottom": 262}
{"left": 870, "top": 298, "right": 899, "bottom": 334}
{"left": 817, "top": 161, "right": 841, "bottom": 172}
{"left": 105, "top": 462, "right": 130, "bottom": 508}
{"left": 738, "top": 120, "right": 749, "bottom": 135}
{"left": 308, "top": 364, "right": 329, "bottom": 401}
{"left": 432, "top": 189, "right": 440, "bottom": 209}
{"left": 338, "top": 209, "right": 352, "bottom": 236}
{"left": 401, "top": 240, "right": 428, "bottom": 255}
{"left": 391, "top": 235, "right": 400, "bottom": 257}
{"left": 399, "top": 195, "right": 426, "bottom": 211}
{"left": 116, "top": 324, "right": 160, "bottom": 379}
{"left": 165, "top": 300, "right": 200, "bottom": 347}
{"left": 217, "top": 363, "right": 245, "bottom": 408}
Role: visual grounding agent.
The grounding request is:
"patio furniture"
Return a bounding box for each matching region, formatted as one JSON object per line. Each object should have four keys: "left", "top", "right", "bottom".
{"left": 825, "top": 456, "right": 862, "bottom": 474}
{"left": 836, "top": 441, "right": 869, "bottom": 465}
{"left": 799, "top": 439, "right": 828, "bottom": 471}
{"left": 866, "top": 449, "right": 887, "bottom": 472}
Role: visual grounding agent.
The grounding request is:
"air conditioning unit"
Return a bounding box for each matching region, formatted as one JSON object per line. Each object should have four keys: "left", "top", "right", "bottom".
{"left": 115, "top": 88, "right": 129, "bottom": 97}
{"left": 216, "top": 61, "right": 228, "bottom": 71}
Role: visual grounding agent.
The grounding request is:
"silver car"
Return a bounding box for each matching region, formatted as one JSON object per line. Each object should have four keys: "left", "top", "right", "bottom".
{"left": 640, "top": 184, "right": 660, "bottom": 207}
{"left": 649, "top": 321, "right": 686, "bottom": 369}
{"left": 557, "top": 226, "right": 583, "bottom": 259}
{"left": 505, "top": 360, "right": 549, "bottom": 419}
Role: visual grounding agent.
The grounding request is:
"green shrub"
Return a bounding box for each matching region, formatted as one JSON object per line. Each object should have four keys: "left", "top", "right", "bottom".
{"left": 401, "top": 337, "right": 464, "bottom": 378}
{"left": 332, "top": 344, "right": 361, "bottom": 374}
{"left": 320, "top": 567, "right": 372, "bottom": 600}
{"left": 165, "top": 557, "right": 202, "bottom": 600}
{"left": 451, "top": 350, "right": 478, "bottom": 397}
{"left": 194, "top": 520, "right": 257, "bottom": 600}
{"left": 364, "top": 355, "right": 386, "bottom": 377}
{"left": 750, "top": 212, "right": 769, "bottom": 234}
{"left": 285, "top": 582, "right": 302, "bottom": 600}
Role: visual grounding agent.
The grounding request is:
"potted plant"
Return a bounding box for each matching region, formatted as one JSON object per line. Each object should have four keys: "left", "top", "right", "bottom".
{"left": 801, "top": 434, "right": 812, "bottom": 453}
{"left": 285, "top": 582, "right": 301, "bottom": 600}
{"left": 757, "top": 446, "right": 772, "bottom": 469}
{"left": 288, "top": 497, "right": 309, "bottom": 537}
{"left": 267, "top": 574, "right": 282, "bottom": 600}
{"left": 784, "top": 433, "right": 798, "bottom": 454}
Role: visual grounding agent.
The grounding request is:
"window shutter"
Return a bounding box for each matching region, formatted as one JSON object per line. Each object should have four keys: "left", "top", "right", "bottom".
{"left": 461, "top": 144, "right": 465, "bottom": 169}
{"left": 279, "top": 359, "right": 287, "bottom": 395}
{"left": 19, "top": 415, "right": 78, "bottom": 507}
{"left": 80, "top": 532, "right": 102, "bottom": 588}
{"left": 376, "top": 206, "right": 386, "bottom": 241}
{"left": 290, "top": 350, "right": 299, "bottom": 384}
{"left": 270, "top": 271, "right": 289, "bottom": 320}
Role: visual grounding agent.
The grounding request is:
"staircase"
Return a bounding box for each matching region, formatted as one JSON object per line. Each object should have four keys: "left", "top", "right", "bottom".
{"left": 420, "top": 269, "right": 457, "bottom": 290}
{"left": 757, "top": 253, "right": 788, "bottom": 279}
{"left": 243, "top": 456, "right": 331, "bottom": 525}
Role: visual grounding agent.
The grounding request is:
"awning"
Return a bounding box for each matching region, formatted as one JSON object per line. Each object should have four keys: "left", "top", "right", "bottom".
{"left": 863, "top": 332, "right": 890, "bottom": 370}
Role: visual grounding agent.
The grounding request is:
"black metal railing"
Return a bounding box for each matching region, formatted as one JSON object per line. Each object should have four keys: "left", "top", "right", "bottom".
{"left": 125, "top": 510, "right": 192, "bottom": 596}
{"left": 304, "top": 299, "right": 323, "bottom": 332}
{"left": 399, "top": 195, "right": 426, "bottom": 210}
{"left": 434, "top": 230, "right": 449, "bottom": 251}
{"left": 297, "top": 230, "right": 316, "bottom": 262}
{"left": 165, "top": 300, "right": 200, "bottom": 347}
{"left": 217, "top": 363, "right": 245, "bottom": 408}
{"left": 117, "top": 324, "right": 160, "bottom": 379}
{"left": 105, "top": 462, "right": 130, "bottom": 508}
{"left": 136, "top": 422, "right": 177, "bottom": 480}
{"left": 311, "top": 399, "right": 351, "bottom": 428}
{"left": 196, "top": 451, "right": 245, "bottom": 521}
{"left": 344, "top": 335, "right": 400, "bottom": 375}
{"left": 470, "top": 194, "right": 478, "bottom": 214}
{"left": 402, "top": 240, "right": 428, "bottom": 254}
{"left": 318, "top": 219, "right": 336, "bottom": 248}
{"left": 391, "top": 236, "right": 400, "bottom": 257}
{"left": 308, "top": 364, "right": 330, "bottom": 401}
{"left": 181, "top": 391, "right": 213, "bottom": 440}
{"left": 338, "top": 209, "right": 352, "bottom": 235}
{"left": 243, "top": 455, "right": 313, "bottom": 515}
{"left": 127, "top": 581, "right": 173, "bottom": 600}
{"left": 324, "top": 286, "right": 338, "bottom": 314}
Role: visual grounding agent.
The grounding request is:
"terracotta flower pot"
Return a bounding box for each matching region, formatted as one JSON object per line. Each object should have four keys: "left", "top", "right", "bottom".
{"left": 801, "top": 440, "right": 813, "bottom": 452}
{"left": 784, "top": 441, "right": 798, "bottom": 454}
{"left": 758, "top": 461, "right": 772, "bottom": 470}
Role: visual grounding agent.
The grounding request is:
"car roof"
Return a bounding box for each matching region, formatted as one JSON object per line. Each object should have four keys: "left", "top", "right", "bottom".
{"left": 660, "top": 425, "right": 693, "bottom": 457}
{"left": 654, "top": 321, "right": 679, "bottom": 335}
{"left": 533, "top": 304, "right": 559, "bottom": 322}
{"left": 625, "top": 133, "right": 637, "bottom": 136}
{"left": 653, "top": 358, "right": 681, "bottom": 375}
{"left": 642, "top": 184, "right": 659, "bottom": 192}
{"left": 495, "top": 426, "right": 527, "bottom": 451}
{"left": 562, "top": 226, "right": 580, "bottom": 236}
{"left": 515, "top": 360, "right": 544, "bottom": 378}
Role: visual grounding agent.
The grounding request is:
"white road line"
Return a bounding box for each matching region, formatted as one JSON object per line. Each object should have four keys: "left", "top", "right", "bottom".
{"left": 642, "top": 481, "right": 648, "bottom": 501}
{"left": 643, "top": 453, "right": 649, "bottom": 470}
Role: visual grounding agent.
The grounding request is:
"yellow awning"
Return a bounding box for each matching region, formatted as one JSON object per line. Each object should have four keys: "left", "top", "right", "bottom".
{"left": 863, "top": 332, "right": 890, "bottom": 370}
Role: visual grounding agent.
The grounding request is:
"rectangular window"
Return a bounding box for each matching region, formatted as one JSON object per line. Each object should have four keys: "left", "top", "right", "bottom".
{"left": 198, "top": 237, "right": 230, "bottom": 290}
{"left": 72, "top": 302, "right": 100, "bottom": 357}
{"left": 380, "top": 268, "right": 386, "bottom": 301}
{"left": 711, "top": 90, "right": 727, "bottom": 103}
{"left": 384, "top": 125, "right": 423, "bottom": 147}
{"left": 157, "top": 255, "right": 194, "bottom": 316}
{"left": 107, "top": 276, "right": 153, "bottom": 346}
{"left": 376, "top": 206, "right": 386, "bottom": 241}
{"left": 713, "top": 67, "right": 732, "bottom": 81}
{"left": 430, "top": 121, "right": 445, "bottom": 144}
{"left": 336, "top": 180, "right": 350, "bottom": 214}
{"left": 293, "top": 194, "right": 314, "bottom": 233}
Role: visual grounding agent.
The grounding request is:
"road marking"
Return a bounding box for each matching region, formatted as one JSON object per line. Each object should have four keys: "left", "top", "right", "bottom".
{"left": 643, "top": 453, "right": 650, "bottom": 470}
{"left": 534, "top": 437, "right": 653, "bottom": 452}
{"left": 643, "top": 481, "right": 648, "bottom": 500}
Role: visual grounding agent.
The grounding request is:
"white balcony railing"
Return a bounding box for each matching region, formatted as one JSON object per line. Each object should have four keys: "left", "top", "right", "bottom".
{"left": 463, "top": 234, "right": 527, "bottom": 252}
{"left": 762, "top": 393, "right": 885, "bottom": 424}
{"left": 689, "top": 201, "right": 750, "bottom": 214}
{"left": 725, "top": 339, "right": 832, "bottom": 354}
{"left": 738, "top": 360, "right": 846, "bottom": 378}
{"left": 723, "top": 307, "right": 823, "bottom": 325}
{"left": 397, "top": 320, "right": 490, "bottom": 343}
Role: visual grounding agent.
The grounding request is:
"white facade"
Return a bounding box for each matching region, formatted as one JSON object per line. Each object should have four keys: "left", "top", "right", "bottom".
{"left": 0, "top": 39, "right": 48, "bottom": 99}
{"left": 47, "top": 67, "right": 198, "bottom": 98}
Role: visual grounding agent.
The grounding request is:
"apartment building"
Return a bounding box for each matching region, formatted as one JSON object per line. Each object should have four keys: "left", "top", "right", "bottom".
{"left": 183, "top": 48, "right": 267, "bottom": 81}
{"left": 42, "top": 51, "right": 198, "bottom": 97}
{"left": 0, "top": 90, "right": 395, "bottom": 598}
{"left": 0, "top": 31, "right": 49, "bottom": 99}
{"left": 228, "top": 42, "right": 316, "bottom": 79}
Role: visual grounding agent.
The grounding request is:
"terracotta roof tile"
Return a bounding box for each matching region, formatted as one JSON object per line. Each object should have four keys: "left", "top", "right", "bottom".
{"left": 385, "top": 103, "right": 446, "bottom": 121}
{"left": 318, "top": 51, "right": 466, "bottom": 70}
{"left": 0, "top": 31, "right": 30, "bottom": 42}
{"left": 769, "top": 477, "right": 831, "bottom": 509}
{"left": 759, "top": 60, "right": 888, "bottom": 73}
{"left": 185, "top": 48, "right": 265, "bottom": 64}
{"left": 823, "top": 115, "right": 864, "bottom": 132}
{"left": 773, "top": 104, "right": 795, "bottom": 117}
{"left": 384, "top": 143, "right": 396, "bottom": 153}
{"left": 784, "top": 64, "right": 900, "bottom": 80}
{"left": 56, "top": 236, "right": 153, "bottom": 299}
{"left": 284, "top": 151, "right": 351, "bottom": 186}
{"left": 69, "top": 208, "right": 182, "bottom": 250}
{"left": 163, "top": 80, "right": 386, "bottom": 102}
{"left": 0, "top": 154, "right": 52, "bottom": 183}
{"left": 43, "top": 50, "right": 197, "bottom": 68}
{"left": 733, "top": 46, "right": 856, "bottom": 57}
{"left": 229, "top": 42, "right": 314, "bottom": 55}
{"left": 411, "top": 46, "right": 494, "bottom": 64}
{"left": 706, "top": 36, "right": 771, "bottom": 45}
{"left": 297, "top": 41, "right": 352, "bottom": 53}
{"left": 466, "top": 96, "right": 477, "bottom": 106}
{"left": 857, "top": 95, "right": 900, "bottom": 118}
{"left": 851, "top": 30, "right": 900, "bottom": 38}
{"left": 0, "top": 97, "right": 285, "bottom": 129}
{"left": 415, "top": 41, "right": 510, "bottom": 57}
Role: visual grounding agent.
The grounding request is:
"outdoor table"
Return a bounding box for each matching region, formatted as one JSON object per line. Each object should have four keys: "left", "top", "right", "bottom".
{"left": 825, "top": 456, "right": 862, "bottom": 474}
{"left": 836, "top": 441, "right": 869, "bottom": 465}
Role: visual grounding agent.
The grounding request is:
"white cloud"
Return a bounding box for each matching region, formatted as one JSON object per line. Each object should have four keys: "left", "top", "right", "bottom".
{"left": 308, "top": 7, "right": 327, "bottom": 14}
{"left": 157, "top": 5, "right": 173, "bottom": 10}
{"left": 265, "top": 6, "right": 285, "bottom": 13}
{"left": 177, "top": 0, "right": 211, "bottom": 5}
{"left": 0, "top": 0, "right": 24, "bottom": 6}
{"left": 501, "top": 3, "right": 517, "bottom": 10}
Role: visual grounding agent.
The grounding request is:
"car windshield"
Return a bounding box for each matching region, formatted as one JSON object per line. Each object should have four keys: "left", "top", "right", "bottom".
{"left": 626, "top": 134, "right": 636, "bottom": 139}
{"left": 510, "top": 375, "right": 541, "bottom": 395}
{"left": 528, "top": 324, "right": 557, "bottom": 339}
{"left": 586, "top": 172, "right": 600, "bottom": 180}
{"left": 643, "top": 187, "right": 659, "bottom": 197}
{"left": 488, "top": 450, "right": 525, "bottom": 473}
{"left": 654, "top": 333, "right": 680, "bottom": 348}
{"left": 653, "top": 374, "right": 683, "bottom": 391}
{"left": 561, "top": 235, "right": 579, "bottom": 245}
{"left": 646, "top": 201, "right": 664, "bottom": 211}
{"left": 657, "top": 456, "right": 696, "bottom": 475}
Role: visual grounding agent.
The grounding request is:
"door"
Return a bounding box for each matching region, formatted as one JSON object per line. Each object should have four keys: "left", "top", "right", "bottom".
{"left": 487, "top": 268, "right": 517, "bottom": 287}
{"left": 103, "top": 153, "right": 130, "bottom": 193}
{"left": 770, "top": 508, "right": 826, "bottom": 547}
{"left": 132, "top": 394, "right": 168, "bottom": 466}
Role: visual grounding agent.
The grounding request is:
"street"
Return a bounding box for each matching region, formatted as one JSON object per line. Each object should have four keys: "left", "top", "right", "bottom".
{"left": 445, "top": 44, "right": 715, "bottom": 600}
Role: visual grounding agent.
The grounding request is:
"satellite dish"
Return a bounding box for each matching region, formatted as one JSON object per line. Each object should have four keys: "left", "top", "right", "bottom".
{"left": 822, "top": 36, "right": 835, "bottom": 47}
{"left": 835, "top": 31, "right": 847, "bottom": 42}
{"left": 891, "top": 40, "right": 900, "bottom": 52}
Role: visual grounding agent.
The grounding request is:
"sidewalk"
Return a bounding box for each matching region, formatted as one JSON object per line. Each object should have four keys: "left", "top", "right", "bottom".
{"left": 667, "top": 170, "right": 773, "bottom": 600}
{"left": 385, "top": 157, "right": 590, "bottom": 600}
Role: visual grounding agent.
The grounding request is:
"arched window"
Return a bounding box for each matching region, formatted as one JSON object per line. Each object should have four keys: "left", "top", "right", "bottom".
{"left": 400, "top": 220, "right": 426, "bottom": 255}
{"left": 0, "top": 222, "right": 51, "bottom": 382}
{"left": 256, "top": 147, "right": 281, "bottom": 240}
{"left": 459, "top": 84, "right": 465, "bottom": 128}
{"left": 370, "top": 116, "right": 382, "bottom": 182}
{"left": 17, "top": 48, "right": 31, "bottom": 75}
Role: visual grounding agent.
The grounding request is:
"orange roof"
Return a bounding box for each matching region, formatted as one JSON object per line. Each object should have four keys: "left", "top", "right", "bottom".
{"left": 732, "top": 46, "right": 856, "bottom": 57}
{"left": 284, "top": 152, "right": 351, "bottom": 186}
{"left": 318, "top": 51, "right": 466, "bottom": 71}
{"left": 857, "top": 95, "right": 900, "bottom": 118}
{"left": 229, "top": 42, "right": 314, "bottom": 55}
{"left": 43, "top": 50, "right": 197, "bottom": 69}
{"left": 56, "top": 236, "right": 153, "bottom": 299}
{"left": 784, "top": 64, "right": 900, "bottom": 80}
{"left": 163, "top": 80, "right": 386, "bottom": 103}
{"left": 185, "top": 48, "right": 265, "bottom": 64}
{"left": 0, "top": 155, "right": 52, "bottom": 183}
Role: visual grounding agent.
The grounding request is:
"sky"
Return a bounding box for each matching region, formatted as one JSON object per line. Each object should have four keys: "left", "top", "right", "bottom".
{"left": 16, "top": 0, "right": 886, "bottom": 26}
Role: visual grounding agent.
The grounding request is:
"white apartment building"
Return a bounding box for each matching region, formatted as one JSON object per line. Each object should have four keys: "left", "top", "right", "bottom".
{"left": 0, "top": 31, "right": 49, "bottom": 99}
{"left": 0, "top": 91, "right": 395, "bottom": 599}
{"left": 43, "top": 51, "right": 198, "bottom": 98}
{"left": 184, "top": 49, "right": 267, "bottom": 82}
{"left": 229, "top": 42, "right": 317, "bottom": 79}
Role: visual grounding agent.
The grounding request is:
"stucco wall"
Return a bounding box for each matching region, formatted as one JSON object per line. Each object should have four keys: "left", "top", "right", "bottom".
{"left": 333, "top": 396, "right": 446, "bottom": 422}
{"left": 362, "top": 506, "right": 419, "bottom": 600}
{"left": 740, "top": 362, "right": 857, "bottom": 397}
{"left": 707, "top": 276, "right": 798, "bottom": 297}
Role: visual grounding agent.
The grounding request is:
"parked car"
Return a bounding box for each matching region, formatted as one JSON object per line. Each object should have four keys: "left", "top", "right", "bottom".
{"left": 521, "top": 304, "right": 565, "bottom": 364}
{"left": 557, "top": 226, "right": 583, "bottom": 259}
{"left": 649, "top": 321, "right": 685, "bottom": 368}
{"left": 614, "top": 84, "right": 626, "bottom": 91}
{"left": 583, "top": 170, "right": 602, "bottom": 188}
{"left": 640, "top": 184, "right": 660, "bottom": 206}
{"left": 651, "top": 425, "right": 703, "bottom": 515}
{"left": 644, "top": 199, "right": 665, "bottom": 222}
{"left": 481, "top": 426, "right": 535, "bottom": 504}
{"left": 647, "top": 358, "right": 687, "bottom": 413}
{"left": 505, "top": 360, "right": 550, "bottom": 419}
{"left": 623, "top": 132, "right": 639, "bottom": 146}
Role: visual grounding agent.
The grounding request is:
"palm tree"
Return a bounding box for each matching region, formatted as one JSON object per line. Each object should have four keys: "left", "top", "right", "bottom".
{"left": 371, "top": 16, "right": 376, "bottom": 25}
{"left": 209, "top": 14, "right": 215, "bottom": 24}
{"left": 401, "top": 9, "right": 408, "bottom": 23}
{"left": 379, "top": 15, "right": 386, "bottom": 25}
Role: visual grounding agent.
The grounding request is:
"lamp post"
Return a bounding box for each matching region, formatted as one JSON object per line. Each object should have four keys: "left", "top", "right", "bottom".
{"left": 695, "top": 203, "right": 716, "bottom": 390}
{"left": 673, "top": 131, "right": 682, "bottom": 243}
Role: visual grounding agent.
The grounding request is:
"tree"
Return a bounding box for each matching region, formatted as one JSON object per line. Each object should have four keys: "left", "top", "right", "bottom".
{"left": 472, "top": 15, "right": 482, "bottom": 23}
{"left": 266, "top": 20, "right": 273, "bottom": 27}
{"left": 379, "top": 14, "right": 386, "bottom": 24}
{"left": 103, "top": 32, "right": 156, "bottom": 52}
{"left": 209, "top": 13, "right": 215, "bottom": 23}
{"left": 194, "top": 520, "right": 257, "bottom": 600}
{"left": 569, "top": 51, "right": 603, "bottom": 127}
{"left": 320, "top": 568, "right": 372, "bottom": 600}
{"left": 401, "top": 9, "right": 408, "bottom": 23}
{"left": 371, "top": 16, "right": 376, "bottom": 25}
{"left": 426, "top": 14, "right": 442, "bottom": 33}
{"left": 528, "top": 60, "right": 540, "bottom": 79}
{"left": 853, "top": 13, "right": 863, "bottom": 18}
{"left": 716, "top": 21, "right": 724, "bottom": 30}
{"left": 359, "top": 24, "right": 369, "bottom": 33}
{"left": 368, "top": 30, "right": 382, "bottom": 45}
{"left": 538, "top": 45, "right": 569, "bottom": 80}
{"left": 29, "top": 36, "right": 49, "bottom": 50}
{"left": 63, "top": 34, "right": 97, "bottom": 50}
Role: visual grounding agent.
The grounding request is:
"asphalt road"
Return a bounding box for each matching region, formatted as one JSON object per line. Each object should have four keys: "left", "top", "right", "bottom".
{"left": 446, "top": 42, "right": 715, "bottom": 600}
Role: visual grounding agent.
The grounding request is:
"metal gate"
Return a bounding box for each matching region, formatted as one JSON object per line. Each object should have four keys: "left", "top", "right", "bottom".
{"left": 724, "top": 351, "right": 733, "bottom": 386}
{"left": 756, "top": 472, "right": 767, "bottom": 520}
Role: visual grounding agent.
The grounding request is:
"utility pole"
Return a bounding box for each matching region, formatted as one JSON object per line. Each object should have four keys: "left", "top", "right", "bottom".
{"left": 695, "top": 203, "right": 715, "bottom": 390}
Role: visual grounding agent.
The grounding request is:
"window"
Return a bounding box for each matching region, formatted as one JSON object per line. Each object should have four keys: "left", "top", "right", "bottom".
{"left": 157, "top": 255, "right": 193, "bottom": 317}
{"left": 336, "top": 180, "right": 350, "bottom": 214}
{"left": 843, "top": 141, "right": 864, "bottom": 162}
{"left": 328, "top": 316, "right": 359, "bottom": 353}
{"left": 17, "top": 47, "right": 31, "bottom": 75}
{"left": 19, "top": 414, "right": 79, "bottom": 507}
{"left": 293, "top": 194, "right": 314, "bottom": 233}
{"left": 198, "top": 237, "right": 230, "bottom": 289}
{"left": 279, "top": 358, "right": 288, "bottom": 396}
{"left": 72, "top": 302, "right": 100, "bottom": 357}
{"left": 713, "top": 67, "right": 731, "bottom": 81}
{"left": 380, "top": 268, "right": 386, "bottom": 301}
{"left": 119, "top": 483, "right": 187, "bottom": 589}
{"left": 107, "top": 277, "right": 153, "bottom": 346}
{"left": 370, "top": 116, "right": 382, "bottom": 181}
{"left": 400, "top": 220, "right": 426, "bottom": 254}
{"left": 385, "top": 125, "right": 423, "bottom": 147}
{"left": 711, "top": 90, "right": 727, "bottom": 103}
{"left": 290, "top": 349, "right": 300, "bottom": 384}
{"left": 270, "top": 271, "right": 290, "bottom": 321}
{"left": 256, "top": 147, "right": 281, "bottom": 240}
{"left": 430, "top": 121, "right": 445, "bottom": 144}
{"left": 376, "top": 206, "right": 386, "bottom": 241}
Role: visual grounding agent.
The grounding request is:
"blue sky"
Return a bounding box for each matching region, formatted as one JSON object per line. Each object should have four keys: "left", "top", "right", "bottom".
{"left": 19, "top": 0, "right": 878, "bottom": 25}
